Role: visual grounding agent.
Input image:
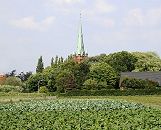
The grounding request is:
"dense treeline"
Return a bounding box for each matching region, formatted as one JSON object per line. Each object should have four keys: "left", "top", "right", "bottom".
{"left": 1, "top": 51, "right": 161, "bottom": 93}
{"left": 25, "top": 51, "right": 161, "bottom": 93}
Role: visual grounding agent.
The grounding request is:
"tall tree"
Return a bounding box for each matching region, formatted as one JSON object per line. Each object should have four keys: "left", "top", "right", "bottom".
{"left": 58, "top": 58, "right": 61, "bottom": 64}
{"left": 60, "top": 57, "right": 64, "bottom": 63}
{"left": 55, "top": 55, "right": 58, "bottom": 64}
{"left": 36, "top": 56, "right": 44, "bottom": 73}
{"left": 51, "top": 57, "right": 54, "bottom": 66}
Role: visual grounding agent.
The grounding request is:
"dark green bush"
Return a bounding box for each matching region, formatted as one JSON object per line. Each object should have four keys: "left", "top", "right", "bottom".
{"left": 121, "top": 78, "right": 160, "bottom": 89}
{"left": 58, "top": 89, "right": 161, "bottom": 96}
{"left": 26, "top": 73, "right": 48, "bottom": 92}
{"left": 83, "top": 79, "right": 113, "bottom": 90}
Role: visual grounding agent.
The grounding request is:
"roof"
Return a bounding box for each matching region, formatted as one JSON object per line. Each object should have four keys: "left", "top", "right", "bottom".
{"left": 120, "top": 71, "right": 161, "bottom": 85}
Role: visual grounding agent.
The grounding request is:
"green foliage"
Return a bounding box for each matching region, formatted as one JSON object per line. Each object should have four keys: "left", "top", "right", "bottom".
{"left": 55, "top": 55, "right": 58, "bottom": 64}
{"left": 26, "top": 73, "right": 47, "bottom": 92}
{"left": 88, "top": 62, "right": 117, "bottom": 88}
{"left": 51, "top": 57, "right": 54, "bottom": 66}
{"left": 36, "top": 56, "right": 44, "bottom": 73}
{"left": 17, "top": 71, "right": 32, "bottom": 82}
{"left": 0, "top": 85, "right": 23, "bottom": 93}
{"left": 74, "top": 62, "right": 90, "bottom": 88}
{"left": 56, "top": 60, "right": 90, "bottom": 89}
{"left": 83, "top": 79, "right": 98, "bottom": 90}
{"left": 38, "top": 86, "right": 49, "bottom": 93}
{"left": 132, "top": 52, "right": 161, "bottom": 71}
{"left": 83, "top": 79, "right": 112, "bottom": 90}
{"left": 47, "top": 80, "right": 56, "bottom": 92}
{"left": 121, "top": 78, "right": 160, "bottom": 89}
{"left": 4, "top": 77, "right": 23, "bottom": 86}
{"left": 0, "top": 100, "right": 161, "bottom": 129}
{"left": 26, "top": 51, "right": 161, "bottom": 93}
{"left": 106, "top": 51, "right": 137, "bottom": 72}
{"left": 86, "top": 53, "right": 107, "bottom": 63}
{"left": 55, "top": 69, "right": 76, "bottom": 93}
{"left": 60, "top": 89, "right": 161, "bottom": 96}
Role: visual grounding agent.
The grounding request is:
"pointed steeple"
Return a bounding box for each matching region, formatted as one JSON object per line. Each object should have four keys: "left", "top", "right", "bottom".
{"left": 74, "top": 14, "right": 88, "bottom": 63}
{"left": 76, "top": 13, "right": 85, "bottom": 56}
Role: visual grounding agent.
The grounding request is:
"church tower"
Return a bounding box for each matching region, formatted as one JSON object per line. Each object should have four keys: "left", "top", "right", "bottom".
{"left": 74, "top": 14, "right": 88, "bottom": 63}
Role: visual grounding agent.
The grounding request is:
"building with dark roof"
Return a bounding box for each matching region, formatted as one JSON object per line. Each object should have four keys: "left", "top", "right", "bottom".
{"left": 119, "top": 71, "right": 161, "bottom": 88}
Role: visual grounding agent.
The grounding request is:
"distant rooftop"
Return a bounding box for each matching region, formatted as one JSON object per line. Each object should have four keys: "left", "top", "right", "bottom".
{"left": 120, "top": 71, "right": 161, "bottom": 86}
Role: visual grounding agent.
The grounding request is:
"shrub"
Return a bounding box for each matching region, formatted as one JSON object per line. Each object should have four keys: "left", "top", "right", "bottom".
{"left": 83, "top": 79, "right": 98, "bottom": 90}
{"left": 0, "top": 85, "right": 23, "bottom": 93}
{"left": 38, "top": 86, "right": 49, "bottom": 93}
{"left": 4, "top": 77, "right": 23, "bottom": 86}
{"left": 121, "top": 78, "right": 160, "bottom": 89}
{"left": 83, "top": 79, "right": 113, "bottom": 90}
{"left": 58, "top": 89, "right": 161, "bottom": 96}
{"left": 26, "top": 73, "right": 48, "bottom": 92}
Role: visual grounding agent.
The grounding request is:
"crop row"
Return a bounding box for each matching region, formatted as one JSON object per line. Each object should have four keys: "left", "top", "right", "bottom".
{"left": 0, "top": 99, "right": 146, "bottom": 112}
{"left": 0, "top": 99, "right": 161, "bottom": 130}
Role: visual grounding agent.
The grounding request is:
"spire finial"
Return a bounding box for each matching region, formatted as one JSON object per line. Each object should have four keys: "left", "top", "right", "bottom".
{"left": 80, "top": 12, "right": 82, "bottom": 22}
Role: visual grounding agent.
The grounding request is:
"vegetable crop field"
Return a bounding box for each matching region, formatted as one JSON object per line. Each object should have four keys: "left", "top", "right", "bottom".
{"left": 0, "top": 99, "right": 161, "bottom": 130}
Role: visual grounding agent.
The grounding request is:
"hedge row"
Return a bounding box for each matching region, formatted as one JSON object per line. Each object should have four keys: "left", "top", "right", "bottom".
{"left": 59, "top": 89, "right": 161, "bottom": 96}
{"left": 0, "top": 85, "right": 23, "bottom": 93}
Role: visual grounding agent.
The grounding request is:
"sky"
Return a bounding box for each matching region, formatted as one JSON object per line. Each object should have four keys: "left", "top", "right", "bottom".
{"left": 1, "top": 0, "right": 161, "bottom": 73}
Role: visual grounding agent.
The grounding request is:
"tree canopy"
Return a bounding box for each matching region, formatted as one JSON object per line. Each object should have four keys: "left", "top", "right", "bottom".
{"left": 132, "top": 52, "right": 161, "bottom": 71}
{"left": 26, "top": 51, "right": 161, "bottom": 93}
{"left": 87, "top": 62, "right": 117, "bottom": 89}
{"left": 36, "top": 56, "right": 44, "bottom": 73}
{"left": 106, "top": 51, "right": 138, "bottom": 73}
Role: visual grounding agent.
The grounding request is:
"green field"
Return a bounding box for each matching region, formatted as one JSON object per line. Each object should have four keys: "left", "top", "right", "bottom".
{"left": 1, "top": 93, "right": 161, "bottom": 107}
{"left": 61, "top": 96, "right": 161, "bottom": 109}
{"left": 0, "top": 93, "right": 161, "bottom": 129}
{"left": 0, "top": 92, "right": 56, "bottom": 103}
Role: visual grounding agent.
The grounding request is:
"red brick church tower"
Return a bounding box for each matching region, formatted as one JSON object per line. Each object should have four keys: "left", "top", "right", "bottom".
{"left": 73, "top": 14, "right": 88, "bottom": 63}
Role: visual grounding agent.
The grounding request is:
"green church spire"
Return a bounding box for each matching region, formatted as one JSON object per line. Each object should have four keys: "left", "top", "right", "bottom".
{"left": 76, "top": 14, "right": 85, "bottom": 56}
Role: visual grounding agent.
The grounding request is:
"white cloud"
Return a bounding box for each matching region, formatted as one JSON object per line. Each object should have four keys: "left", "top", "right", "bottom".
{"left": 46, "top": 0, "right": 116, "bottom": 15}
{"left": 82, "top": 0, "right": 116, "bottom": 28}
{"left": 11, "top": 16, "right": 55, "bottom": 31}
{"left": 46, "top": 0, "right": 83, "bottom": 14}
{"left": 49, "top": 0, "right": 81, "bottom": 5}
{"left": 90, "top": 18, "right": 115, "bottom": 28}
{"left": 124, "top": 8, "right": 144, "bottom": 27}
{"left": 124, "top": 7, "right": 161, "bottom": 27}
{"left": 146, "top": 7, "right": 161, "bottom": 26}
{"left": 45, "top": 0, "right": 116, "bottom": 28}
{"left": 83, "top": 0, "right": 116, "bottom": 17}
{"left": 94, "top": 0, "right": 116, "bottom": 14}
{"left": 102, "top": 19, "right": 115, "bottom": 28}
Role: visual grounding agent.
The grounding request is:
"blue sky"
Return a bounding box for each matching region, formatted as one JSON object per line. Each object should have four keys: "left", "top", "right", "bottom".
{"left": 1, "top": 0, "right": 161, "bottom": 73}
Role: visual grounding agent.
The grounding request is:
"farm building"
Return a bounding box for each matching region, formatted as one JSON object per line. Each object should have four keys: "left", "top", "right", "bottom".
{"left": 119, "top": 71, "right": 161, "bottom": 88}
